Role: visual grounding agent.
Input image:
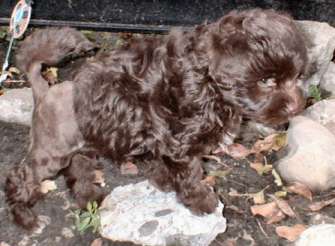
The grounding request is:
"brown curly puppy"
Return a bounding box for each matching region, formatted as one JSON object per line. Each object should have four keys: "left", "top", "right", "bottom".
{"left": 5, "top": 8, "right": 307, "bottom": 229}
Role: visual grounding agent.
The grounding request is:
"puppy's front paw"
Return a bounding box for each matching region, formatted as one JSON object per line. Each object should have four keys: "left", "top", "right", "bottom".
{"left": 191, "top": 189, "right": 219, "bottom": 215}
{"left": 179, "top": 184, "right": 219, "bottom": 215}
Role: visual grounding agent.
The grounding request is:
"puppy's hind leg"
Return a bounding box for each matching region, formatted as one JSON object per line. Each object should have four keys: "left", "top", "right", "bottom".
{"left": 5, "top": 82, "right": 84, "bottom": 229}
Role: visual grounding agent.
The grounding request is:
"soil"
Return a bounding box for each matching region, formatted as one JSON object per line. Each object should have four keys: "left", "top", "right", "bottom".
{"left": 1, "top": 29, "right": 335, "bottom": 246}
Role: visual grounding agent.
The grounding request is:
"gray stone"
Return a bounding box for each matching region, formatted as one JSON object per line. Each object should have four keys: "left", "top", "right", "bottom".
{"left": 296, "top": 21, "right": 335, "bottom": 94}
{"left": 99, "top": 180, "right": 226, "bottom": 246}
{"left": 320, "top": 62, "right": 335, "bottom": 97}
{"left": 304, "top": 99, "right": 335, "bottom": 135}
{"left": 276, "top": 116, "right": 335, "bottom": 191}
{"left": 296, "top": 224, "right": 335, "bottom": 246}
{"left": 0, "top": 88, "right": 33, "bottom": 125}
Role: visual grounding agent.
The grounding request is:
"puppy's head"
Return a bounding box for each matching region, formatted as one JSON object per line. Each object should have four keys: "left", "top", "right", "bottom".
{"left": 208, "top": 9, "right": 307, "bottom": 126}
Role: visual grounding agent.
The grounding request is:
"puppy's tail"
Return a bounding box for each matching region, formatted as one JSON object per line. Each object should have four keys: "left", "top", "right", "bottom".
{"left": 15, "top": 27, "right": 95, "bottom": 103}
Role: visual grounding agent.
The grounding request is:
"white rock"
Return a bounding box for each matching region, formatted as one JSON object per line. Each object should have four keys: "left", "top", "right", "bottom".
{"left": 296, "top": 224, "right": 335, "bottom": 246}
{"left": 0, "top": 88, "right": 33, "bottom": 125}
{"left": 276, "top": 116, "right": 335, "bottom": 191}
{"left": 320, "top": 62, "right": 335, "bottom": 96}
{"left": 296, "top": 21, "right": 335, "bottom": 93}
{"left": 304, "top": 99, "right": 335, "bottom": 135}
{"left": 99, "top": 180, "right": 226, "bottom": 246}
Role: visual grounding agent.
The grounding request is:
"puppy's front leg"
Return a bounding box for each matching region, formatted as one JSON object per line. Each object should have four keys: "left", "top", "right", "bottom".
{"left": 163, "top": 155, "right": 218, "bottom": 214}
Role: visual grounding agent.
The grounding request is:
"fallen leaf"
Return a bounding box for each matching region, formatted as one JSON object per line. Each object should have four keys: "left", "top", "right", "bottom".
{"left": 8, "top": 66, "right": 20, "bottom": 75}
{"left": 228, "top": 188, "right": 244, "bottom": 197}
{"left": 270, "top": 195, "right": 295, "bottom": 217}
{"left": 308, "top": 198, "right": 335, "bottom": 211}
{"left": 42, "top": 67, "right": 58, "bottom": 84}
{"left": 90, "top": 238, "right": 103, "bottom": 246}
{"left": 251, "top": 189, "right": 266, "bottom": 204}
{"left": 201, "top": 176, "right": 216, "bottom": 187}
{"left": 93, "top": 170, "right": 105, "bottom": 187}
{"left": 251, "top": 201, "right": 286, "bottom": 224}
{"left": 229, "top": 187, "right": 268, "bottom": 204}
{"left": 214, "top": 143, "right": 251, "bottom": 159}
{"left": 251, "top": 202, "right": 277, "bottom": 217}
{"left": 251, "top": 133, "right": 287, "bottom": 154}
{"left": 275, "top": 190, "right": 287, "bottom": 198}
{"left": 48, "top": 67, "right": 58, "bottom": 78}
{"left": 275, "top": 224, "right": 306, "bottom": 242}
{"left": 252, "top": 134, "right": 276, "bottom": 153}
{"left": 287, "top": 182, "right": 313, "bottom": 201}
{"left": 202, "top": 155, "right": 228, "bottom": 167}
{"left": 208, "top": 169, "right": 232, "bottom": 178}
{"left": 250, "top": 162, "right": 273, "bottom": 176}
{"left": 226, "top": 204, "right": 244, "bottom": 214}
{"left": 272, "top": 169, "right": 283, "bottom": 187}
{"left": 40, "top": 180, "right": 57, "bottom": 194}
{"left": 120, "top": 161, "right": 139, "bottom": 175}
{"left": 267, "top": 210, "right": 286, "bottom": 224}
{"left": 272, "top": 133, "right": 288, "bottom": 151}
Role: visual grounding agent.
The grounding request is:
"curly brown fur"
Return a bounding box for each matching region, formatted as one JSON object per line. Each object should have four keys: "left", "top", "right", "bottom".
{"left": 6, "top": 9, "right": 307, "bottom": 229}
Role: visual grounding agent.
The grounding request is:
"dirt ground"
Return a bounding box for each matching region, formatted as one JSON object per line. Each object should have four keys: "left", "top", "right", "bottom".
{"left": 1, "top": 29, "right": 335, "bottom": 246}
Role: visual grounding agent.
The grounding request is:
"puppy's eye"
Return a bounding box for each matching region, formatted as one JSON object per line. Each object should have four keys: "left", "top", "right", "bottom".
{"left": 258, "top": 78, "right": 276, "bottom": 87}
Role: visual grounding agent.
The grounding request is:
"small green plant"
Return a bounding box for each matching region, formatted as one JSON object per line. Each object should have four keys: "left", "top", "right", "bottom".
{"left": 73, "top": 201, "right": 101, "bottom": 234}
{"left": 308, "top": 84, "right": 322, "bottom": 102}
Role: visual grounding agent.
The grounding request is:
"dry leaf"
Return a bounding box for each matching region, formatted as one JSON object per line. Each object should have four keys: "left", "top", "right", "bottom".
{"left": 201, "top": 176, "right": 216, "bottom": 187}
{"left": 8, "top": 66, "right": 20, "bottom": 75}
{"left": 48, "top": 67, "right": 58, "bottom": 78}
{"left": 270, "top": 195, "right": 295, "bottom": 217}
{"left": 40, "top": 180, "right": 57, "bottom": 194}
{"left": 90, "top": 238, "right": 103, "bottom": 246}
{"left": 93, "top": 170, "right": 105, "bottom": 187}
{"left": 202, "top": 155, "right": 228, "bottom": 167}
{"left": 229, "top": 187, "right": 267, "bottom": 204}
{"left": 251, "top": 201, "right": 285, "bottom": 224}
{"left": 272, "top": 169, "right": 283, "bottom": 187}
{"left": 272, "top": 133, "right": 288, "bottom": 151}
{"left": 287, "top": 182, "right": 313, "bottom": 201}
{"left": 252, "top": 134, "right": 276, "bottom": 153}
{"left": 308, "top": 198, "right": 335, "bottom": 211}
{"left": 275, "top": 224, "right": 306, "bottom": 242}
{"left": 251, "top": 133, "right": 287, "bottom": 153}
{"left": 250, "top": 162, "right": 273, "bottom": 176}
{"left": 214, "top": 143, "right": 251, "bottom": 159}
{"left": 275, "top": 190, "right": 287, "bottom": 198}
{"left": 267, "top": 210, "right": 286, "bottom": 224}
{"left": 251, "top": 189, "right": 266, "bottom": 204}
{"left": 120, "top": 161, "right": 139, "bottom": 175}
{"left": 43, "top": 67, "right": 58, "bottom": 84}
{"left": 228, "top": 188, "right": 244, "bottom": 197}
{"left": 208, "top": 169, "right": 232, "bottom": 178}
{"left": 226, "top": 204, "right": 244, "bottom": 214}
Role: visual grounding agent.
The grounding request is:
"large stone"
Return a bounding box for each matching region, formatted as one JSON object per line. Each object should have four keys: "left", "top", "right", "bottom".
{"left": 320, "top": 62, "right": 335, "bottom": 97}
{"left": 296, "top": 224, "right": 335, "bottom": 246}
{"left": 276, "top": 116, "right": 335, "bottom": 191}
{"left": 0, "top": 88, "right": 33, "bottom": 126}
{"left": 304, "top": 99, "right": 335, "bottom": 135}
{"left": 99, "top": 180, "right": 226, "bottom": 246}
{"left": 296, "top": 21, "right": 335, "bottom": 94}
